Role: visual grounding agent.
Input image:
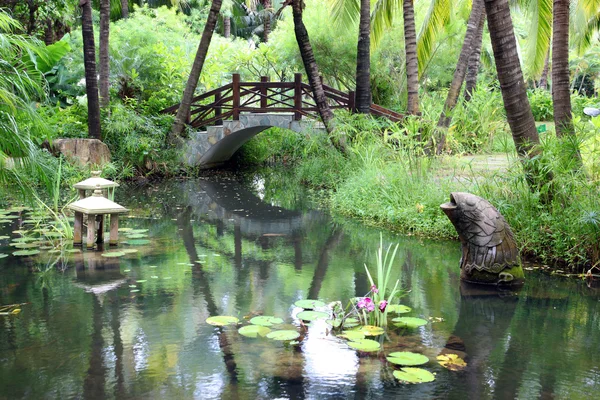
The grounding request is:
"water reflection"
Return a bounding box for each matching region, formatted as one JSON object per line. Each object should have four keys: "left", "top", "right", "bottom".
{"left": 0, "top": 175, "right": 599, "bottom": 399}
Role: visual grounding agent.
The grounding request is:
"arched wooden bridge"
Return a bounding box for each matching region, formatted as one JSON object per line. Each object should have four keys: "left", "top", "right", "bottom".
{"left": 161, "top": 73, "right": 403, "bottom": 167}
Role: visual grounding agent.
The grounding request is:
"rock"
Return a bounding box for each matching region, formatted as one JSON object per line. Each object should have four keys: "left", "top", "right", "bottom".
{"left": 440, "top": 192, "right": 525, "bottom": 285}
{"left": 46, "top": 138, "right": 111, "bottom": 166}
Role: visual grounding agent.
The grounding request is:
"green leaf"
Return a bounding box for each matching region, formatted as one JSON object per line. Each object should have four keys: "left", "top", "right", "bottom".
{"left": 136, "top": 280, "right": 147, "bottom": 283}
{"left": 206, "top": 316, "right": 239, "bottom": 326}
{"left": 127, "top": 239, "right": 151, "bottom": 245}
{"left": 266, "top": 330, "right": 300, "bottom": 341}
{"left": 126, "top": 233, "right": 148, "bottom": 239}
{"left": 0, "top": 254, "right": 8, "bottom": 259}
{"left": 101, "top": 252, "right": 125, "bottom": 258}
{"left": 337, "top": 331, "right": 365, "bottom": 341}
{"left": 250, "top": 316, "right": 284, "bottom": 327}
{"left": 347, "top": 338, "right": 381, "bottom": 352}
{"left": 239, "top": 325, "right": 272, "bottom": 338}
{"left": 437, "top": 353, "right": 467, "bottom": 371}
{"left": 387, "top": 352, "right": 429, "bottom": 366}
{"left": 121, "top": 249, "right": 139, "bottom": 254}
{"left": 13, "top": 250, "right": 40, "bottom": 256}
{"left": 353, "top": 325, "right": 385, "bottom": 336}
{"left": 297, "top": 310, "right": 329, "bottom": 321}
{"left": 393, "top": 317, "right": 428, "bottom": 328}
{"left": 294, "top": 299, "right": 326, "bottom": 309}
{"left": 387, "top": 304, "right": 412, "bottom": 314}
{"left": 393, "top": 367, "right": 436, "bottom": 384}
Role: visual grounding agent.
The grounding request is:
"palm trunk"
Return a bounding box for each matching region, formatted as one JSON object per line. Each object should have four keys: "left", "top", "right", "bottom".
{"left": 291, "top": 0, "right": 339, "bottom": 148}
{"left": 224, "top": 16, "right": 231, "bottom": 38}
{"left": 99, "top": 0, "right": 110, "bottom": 109}
{"left": 464, "top": 9, "right": 485, "bottom": 102}
{"left": 552, "top": 0, "right": 575, "bottom": 138}
{"left": 80, "top": 0, "right": 102, "bottom": 140}
{"left": 484, "top": 0, "right": 546, "bottom": 189}
{"left": 355, "top": 0, "right": 371, "bottom": 113}
{"left": 44, "top": 18, "right": 54, "bottom": 45}
{"left": 403, "top": 0, "right": 419, "bottom": 115}
{"left": 539, "top": 49, "right": 550, "bottom": 90}
{"left": 263, "top": 0, "right": 271, "bottom": 43}
{"left": 121, "top": 0, "right": 129, "bottom": 19}
{"left": 170, "top": 0, "right": 223, "bottom": 143}
{"left": 430, "top": 0, "right": 486, "bottom": 155}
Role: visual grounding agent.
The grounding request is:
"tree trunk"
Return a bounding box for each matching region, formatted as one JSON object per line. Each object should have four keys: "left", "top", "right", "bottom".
{"left": 263, "top": 0, "right": 271, "bottom": 43}
{"left": 80, "top": 0, "right": 102, "bottom": 140}
{"left": 44, "top": 18, "right": 54, "bottom": 45}
{"left": 170, "top": 0, "right": 223, "bottom": 143}
{"left": 552, "top": 0, "right": 575, "bottom": 138}
{"left": 224, "top": 16, "right": 231, "bottom": 38}
{"left": 430, "top": 0, "right": 486, "bottom": 155}
{"left": 291, "top": 0, "right": 340, "bottom": 149}
{"left": 355, "top": 0, "right": 371, "bottom": 113}
{"left": 121, "top": 0, "right": 129, "bottom": 19}
{"left": 484, "top": 0, "right": 546, "bottom": 189}
{"left": 99, "top": 0, "right": 110, "bottom": 109}
{"left": 464, "top": 9, "right": 486, "bottom": 102}
{"left": 539, "top": 49, "right": 550, "bottom": 90}
{"left": 403, "top": 0, "right": 419, "bottom": 115}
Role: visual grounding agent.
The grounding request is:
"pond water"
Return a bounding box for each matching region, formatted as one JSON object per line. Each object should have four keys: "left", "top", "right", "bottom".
{"left": 0, "top": 172, "right": 599, "bottom": 399}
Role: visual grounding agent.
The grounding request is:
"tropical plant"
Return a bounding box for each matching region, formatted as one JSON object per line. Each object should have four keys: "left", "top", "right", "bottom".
{"left": 80, "top": 0, "right": 102, "bottom": 139}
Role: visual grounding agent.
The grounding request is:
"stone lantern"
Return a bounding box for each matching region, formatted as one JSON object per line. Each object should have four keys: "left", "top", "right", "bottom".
{"left": 73, "top": 171, "right": 119, "bottom": 199}
{"left": 68, "top": 185, "right": 129, "bottom": 248}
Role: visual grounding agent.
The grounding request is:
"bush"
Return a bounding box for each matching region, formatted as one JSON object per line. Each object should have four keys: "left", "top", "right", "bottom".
{"left": 528, "top": 89, "right": 553, "bottom": 121}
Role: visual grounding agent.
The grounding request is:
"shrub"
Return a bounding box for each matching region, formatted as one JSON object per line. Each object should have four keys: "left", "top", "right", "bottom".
{"left": 528, "top": 89, "right": 553, "bottom": 121}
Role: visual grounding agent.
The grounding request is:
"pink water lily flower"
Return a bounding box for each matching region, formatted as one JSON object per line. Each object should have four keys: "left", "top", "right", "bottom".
{"left": 370, "top": 285, "right": 379, "bottom": 294}
{"left": 378, "top": 300, "right": 388, "bottom": 312}
{"left": 357, "top": 297, "right": 375, "bottom": 312}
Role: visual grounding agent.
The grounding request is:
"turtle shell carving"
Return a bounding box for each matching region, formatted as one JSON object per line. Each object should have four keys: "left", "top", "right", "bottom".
{"left": 441, "top": 192, "right": 521, "bottom": 283}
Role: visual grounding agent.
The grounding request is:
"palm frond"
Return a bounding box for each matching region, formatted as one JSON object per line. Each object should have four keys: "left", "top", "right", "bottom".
{"left": 329, "top": 0, "right": 361, "bottom": 28}
{"left": 371, "top": 0, "right": 401, "bottom": 48}
{"left": 523, "top": 0, "right": 552, "bottom": 79}
{"left": 417, "top": 0, "right": 451, "bottom": 75}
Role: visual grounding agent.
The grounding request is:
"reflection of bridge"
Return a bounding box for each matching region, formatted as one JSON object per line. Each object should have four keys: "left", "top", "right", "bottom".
{"left": 161, "top": 74, "right": 404, "bottom": 168}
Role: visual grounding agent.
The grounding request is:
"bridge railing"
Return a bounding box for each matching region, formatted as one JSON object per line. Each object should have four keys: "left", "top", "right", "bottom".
{"left": 161, "top": 73, "right": 402, "bottom": 129}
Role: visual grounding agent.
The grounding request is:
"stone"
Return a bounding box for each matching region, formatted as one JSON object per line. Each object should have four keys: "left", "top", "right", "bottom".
{"left": 46, "top": 138, "right": 111, "bottom": 166}
{"left": 440, "top": 192, "right": 524, "bottom": 285}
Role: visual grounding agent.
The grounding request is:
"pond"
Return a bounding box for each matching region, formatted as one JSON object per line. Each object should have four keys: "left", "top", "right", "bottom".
{"left": 0, "top": 172, "right": 599, "bottom": 399}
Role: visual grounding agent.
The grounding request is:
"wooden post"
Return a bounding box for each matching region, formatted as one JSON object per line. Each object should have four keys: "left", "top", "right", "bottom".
{"left": 348, "top": 90, "right": 356, "bottom": 113}
{"left": 109, "top": 214, "right": 119, "bottom": 246}
{"left": 232, "top": 73, "right": 240, "bottom": 120}
{"left": 86, "top": 213, "right": 96, "bottom": 249}
{"left": 260, "top": 76, "right": 269, "bottom": 111}
{"left": 96, "top": 215, "right": 104, "bottom": 244}
{"left": 74, "top": 212, "right": 83, "bottom": 246}
{"left": 294, "top": 73, "right": 302, "bottom": 121}
{"left": 215, "top": 91, "right": 222, "bottom": 125}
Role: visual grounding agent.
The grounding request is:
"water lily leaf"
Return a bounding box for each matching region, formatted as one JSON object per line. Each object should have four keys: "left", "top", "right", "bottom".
{"left": 206, "top": 316, "right": 239, "bottom": 326}
{"left": 127, "top": 239, "right": 151, "bottom": 245}
{"left": 12, "top": 237, "right": 37, "bottom": 242}
{"left": 0, "top": 220, "right": 11, "bottom": 223}
{"left": 130, "top": 289, "right": 139, "bottom": 293}
{"left": 250, "top": 316, "right": 284, "bottom": 327}
{"left": 121, "top": 249, "right": 139, "bottom": 254}
{"left": 128, "top": 285, "right": 136, "bottom": 288}
{"left": 393, "top": 317, "right": 428, "bottom": 328}
{"left": 388, "top": 304, "right": 412, "bottom": 314}
{"left": 266, "top": 330, "right": 300, "bottom": 341}
{"left": 12, "top": 243, "right": 39, "bottom": 249}
{"left": 13, "top": 250, "right": 40, "bottom": 256}
{"left": 337, "top": 331, "right": 365, "bottom": 341}
{"left": 354, "top": 325, "right": 385, "bottom": 336}
{"left": 118, "top": 228, "right": 133, "bottom": 232}
{"left": 151, "top": 276, "right": 158, "bottom": 279}
{"left": 297, "top": 310, "right": 328, "bottom": 321}
{"left": 102, "top": 252, "right": 125, "bottom": 258}
{"left": 437, "top": 354, "right": 467, "bottom": 371}
{"left": 239, "top": 325, "right": 272, "bottom": 338}
{"left": 48, "top": 249, "right": 61, "bottom": 254}
{"left": 43, "top": 232, "right": 62, "bottom": 238}
{"left": 1, "top": 215, "right": 19, "bottom": 219}
{"left": 163, "top": 277, "right": 172, "bottom": 279}
{"left": 0, "top": 254, "right": 7, "bottom": 259}
{"left": 294, "top": 299, "right": 326, "bottom": 309}
{"left": 387, "top": 352, "right": 429, "bottom": 366}
{"left": 66, "top": 249, "right": 81, "bottom": 253}
{"left": 129, "top": 229, "right": 149, "bottom": 234}
{"left": 393, "top": 367, "right": 435, "bottom": 384}
{"left": 123, "top": 269, "right": 131, "bottom": 272}
{"left": 149, "top": 265, "right": 157, "bottom": 268}
{"left": 0, "top": 236, "right": 9, "bottom": 240}
{"left": 136, "top": 280, "right": 147, "bottom": 283}
{"left": 343, "top": 317, "right": 359, "bottom": 328}
{"left": 326, "top": 319, "right": 342, "bottom": 328}
{"left": 126, "top": 233, "right": 148, "bottom": 239}
{"left": 347, "top": 339, "right": 381, "bottom": 352}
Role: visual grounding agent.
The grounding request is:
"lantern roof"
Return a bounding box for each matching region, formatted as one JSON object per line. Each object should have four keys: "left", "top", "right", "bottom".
{"left": 74, "top": 171, "right": 119, "bottom": 190}
{"left": 67, "top": 186, "right": 128, "bottom": 215}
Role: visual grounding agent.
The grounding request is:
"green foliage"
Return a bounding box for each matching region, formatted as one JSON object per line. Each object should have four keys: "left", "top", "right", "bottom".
{"left": 528, "top": 89, "right": 553, "bottom": 121}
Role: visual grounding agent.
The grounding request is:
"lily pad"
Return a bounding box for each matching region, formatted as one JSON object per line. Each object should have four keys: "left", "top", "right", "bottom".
{"left": 0, "top": 220, "right": 11, "bottom": 224}
{"left": 42, "top": 232, "right": 62, "bottom": 238}
{"left": 102, "top": 252, "right": 125, "bottom": 258}
{"left": 294, "top": 299, "right": 326, "bottom": 309}
{"left": 12, "top": 237, "right": 37, "bottom": 243}
{"left": 342, "top": 317, "right": 359, "bottom": 328}
{"left": 354, "top": 325, "right": 385, "bottom": 336}
{"left": 13, "top": 250, "right": 40, "bottom": 256}
{"left": 387, "top": 352, "right": 430, "bottom": 366}
{"left": 121, "top": 249, "right": 139, "bottom": 254}
{"left": 0, "top": 236, "right": 10, "bottom": 240}
{"left": 129, "top": 285, "right": 137, "bottom": 288}
{"left": 130, "top": 289, "right": 140, "bottom": 293}
{"left": 136, "top": 280, "right": 147, "bottom": 283}
{"left": 12, "top": 243, "right": 39, "bottom": 249}
{"left": 250, "top": 316, "right": 284, "bottom": 327}
{"left": 126, "top": 233, "right": 148, "bottom": 239}
{"left": 66, "top": 249, "right": 81, "bottom": 253}
{"left": 393, "top": 317, "right": 428, "bottom": 328}
{"left": 393, "top": 367, "right": 436, "bottom": 384}
{"left": 326, "top": 319, "right": 342, "bottom": 328}
{"left": 0, "top": 254, "right": 8, "bottom": 259}
{"left": 151, "top": 276, "right": 158, "bottom": 279}
{"left": 123, "top": 269, "right": 131, "bottom": 272}
{"left": 297, "top": 310, "right": 328, "bottom": 321}
{"left": 337, "top": 331, "right": 365, "bottom": 341}
{"left": 347, "top": 339, "right": 381, "bottom": 352}
{"left": 118, "top": 227, "right": 133, "bottom": 232}
{"left": 388, "top": 304, "right": 412, "bottom": 314}
{"left": 266, "top": 330, "right": 300, "bottom": 341}
{"left": 129, "top": 229, "right": 149, "bottom": 234}
{"left": 239, "top": 325, "right": 272, "bottom": 338}
{"left": 149, "top": 265, "right": 158, "bottom": 268}
{"left": 206, "top": 316, "right": 239, "bottom": 326}
{"left": 127, "top": 239, "right": 151, "bottom": 245}
{"left": 437, "top": 354, "right": 467, "bottom": 371}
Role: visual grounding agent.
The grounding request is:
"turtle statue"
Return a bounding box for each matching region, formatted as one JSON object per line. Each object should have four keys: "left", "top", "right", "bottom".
{"left": 440, "top": 192, "right": 524, "bottom": 285}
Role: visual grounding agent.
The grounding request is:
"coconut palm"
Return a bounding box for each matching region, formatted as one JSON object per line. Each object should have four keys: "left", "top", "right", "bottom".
{"left": 463, "top": 9, "right": 485, "bottom": 102}
{"left": 80, "top": 0, "right": 102, "bottom": 140}
{"left": 403, "top": 0, "right": 419, "bottom": 114}
{"left": 170, "top": 0, "right": 223, "bottom": 142}
{"left": 355, "top": 0, "right": 371, "bottom": 113}
{"left": 552, "top": 0, "right": 575, "bottom": 138}
{"left": 121, "top": 0, "right": 129, "bottom": 18}
{"left": 99, "top": 0, "right": 111, "bottom": 108}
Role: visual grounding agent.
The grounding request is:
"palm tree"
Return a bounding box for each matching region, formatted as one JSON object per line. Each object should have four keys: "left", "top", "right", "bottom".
{"left": 170, "top": 0, "right": 223, "bottom": 143}
{"left": 403, "top": 0, "right": 419, "bottom": 115}
{"left": 263, "top": 0, "right": 272, "bottom": 42}
{"left": 484, "top": 0, "right": 545, "bottom": 188}
{"left": 80, "top": 0, "right": 102, "bottom": 140}
{"left": 355, "top": 0, "right": 371, "bottom": 113}
{"left": 552, "top": 0, "right": 575, "bottom": 138}
{"left": 99, "top": 0, "right": 110, "bottom": 109}
{"left": 463, "top": 9, "right": 485, "bottom": 102}
{"left": 121, "top": 0, "right": 129, "bottom": 18}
